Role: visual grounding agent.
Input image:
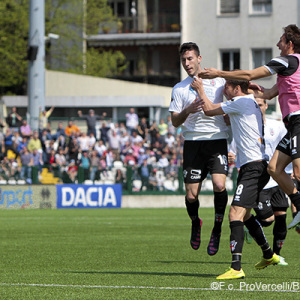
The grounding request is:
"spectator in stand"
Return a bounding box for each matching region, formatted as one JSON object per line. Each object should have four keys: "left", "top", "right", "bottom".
{"left": 108, "top": 130, "right": 121, "bottom": 161}
{"left": 120, "top": 140, "right": 132, "bottom": 161}
{"left": 165, "top": 157, "right": 179, "bottom": 181}
{"left": 94, "top": 139, "right": 107, "bottom": 157}
{"left": 147, "top": 150, "right": 157, "bottom": 167}
{"left": 114, "top": 122, "right": 124, "bottom": 137}
{"left": 158, "top": 118, "right": 168, "bottom": 137}
{"left": 167, "top": 115, "right": 176, "bottom": 136}
{"left": 56, "top": 122, "right": 66, "bottom": 139}
{"left": 6, "top": 107, "right": 22, "bottom": 132}
{"left": 55, "top": 147, "right": 67, "bottom": 173}
{"left": 165, "top": 131, "right": 176, "bottom": 148}
{"left": 20, "top": 147, "right": 33, "bottom": 184}
{"left": 0, "top": 125, "right": 4, "bottom": 159}
{"left": 138, "top": 158, "right": 153, "bottom": 191}
{"left": 45, "top": 122, "right": 56, "bottom": 140}
{"left": 105, "top": 148, "right": 114, "bottom": 170}
{"left": 67, "top": 136, "right": 80, "bottom": 163}
{"left": 120, "top": 130, "right": 131, "bottom": 147}
{"left": 32, "top": 148, "right": 43, "bottom": 174}
{"left": 131, "top": 130, "right": 143, "bottom": 145}
{"left": 20, "top": 120, "right": 32, "bottom": 138}
{"left": 17, "top": 137, "right": 28, "bottom": 157}
{"left": 137, "top": 148, "right": 148, "bottom": 165}
{"left": 115, "top": 168, "right": 125, "bottom": 186}
{"left": 39, "top": 129, "right": 52, "bottom": 162}
{"left": 151, "top": 132, "right": 164, "bottom": 150}
{"left": 100, "top": 121, "right": 110, "bottom": 146}
{"left": 89, "top": 150, "right": 101, "bottom": 182}
{"left": 149, "top": 120, "right": 159, "bottom": 145}
{"left": 55, "top": 134, "right": 66, "bottom": 151}
{"left": 137, "top": 117, "right": 148, "bottom": 139}
{"left": 88, "top": 132, "right": 96, "bottom": 149}
{"left": 126, "top": 107, "right": 139, "bottom": 135}
{"left": 4, "top": 128, "right": 15, "bottom": 157}
{"left": 78, "top": 131, "right": 90, "bottom": 152}
{"left": 67, "top": 160, "right": 78, "bottom": 182}
{"left": 99, "top": 157, "right": 108, "bottom": 178}
{"left": 158, "top": 153, "right": 169, "bottom": 175}
{"left": 47, "top": 149, "right": 57, "bottom": 167}
{"left": 78, "top": 109, "right": 102, "bottom": 138}
{"left": 27, "top": 131, "right": 42, "bottom": 153}
{"left": 80, "top": 151, "right": 90, "bottom": 180}
{"left": 124, "top": 148, "right": 136, "bottom": 166}
{"left": 119, "top": 122, "right": 128, "bottom": 135}
{"left": 12, "top": 131, "right": 22, "bottom": 154}
{"left": 65, "top": 120, "right": 80, "bottom": 137}
{"left": 132, "top": 140, "right": 142, "bottom": 159}
{"left": 39, "top": 106, "right": 55, "bottom": 132}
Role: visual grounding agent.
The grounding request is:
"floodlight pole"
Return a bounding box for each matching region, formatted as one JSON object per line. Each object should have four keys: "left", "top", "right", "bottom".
{"left": 28, "top": 0, "right": 45, "bottom": 131}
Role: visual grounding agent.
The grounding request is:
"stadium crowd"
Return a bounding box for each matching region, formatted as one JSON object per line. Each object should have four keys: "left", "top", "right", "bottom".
{"left": 0, "top": 107, "right": 184, "bottom": 190}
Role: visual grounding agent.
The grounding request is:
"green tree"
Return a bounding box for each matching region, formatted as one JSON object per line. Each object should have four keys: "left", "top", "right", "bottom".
{"left": 0, "top": 0, "right": 127, "bottom": 96}
{"left": 0, "top": 1, "right": 29, "bottom": 95}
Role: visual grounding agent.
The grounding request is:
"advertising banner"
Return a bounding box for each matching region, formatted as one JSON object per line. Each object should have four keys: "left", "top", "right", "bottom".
{"left": 56, "top": 184, "right": 122, "bottom": 209}
{"left": 0, "top": 185, "right": 56, "bottom": 209}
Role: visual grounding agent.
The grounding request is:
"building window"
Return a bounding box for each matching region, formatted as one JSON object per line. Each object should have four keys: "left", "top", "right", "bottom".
{"left": 220, "top": 0, "right": 240, "bottom": 14}
{"left": 252, "top": 49, "right": 272, "bottom": 68}
{"left": 251, "top": 0, "right": 272, "bottom": 14}
{"left": 221, "top": 50, "right": 240, "bottom": 71}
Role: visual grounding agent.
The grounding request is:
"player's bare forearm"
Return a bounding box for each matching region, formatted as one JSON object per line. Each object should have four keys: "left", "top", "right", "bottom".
{"left": 171, "top": 99, "right": 202, "bottom": 128}
{"left": 199, "top": 66, "right": 271, "bottom": 81}
{"left": 250, "top": 84, "right": 278, "bottom": 100}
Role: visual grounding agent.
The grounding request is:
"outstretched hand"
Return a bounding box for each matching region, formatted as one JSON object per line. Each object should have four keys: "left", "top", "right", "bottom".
{"left": 198, "top": 68, "right": 219, "bottom": 79}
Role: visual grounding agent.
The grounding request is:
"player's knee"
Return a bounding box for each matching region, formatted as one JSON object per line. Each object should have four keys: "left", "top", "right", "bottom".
{"left": 185, "top": 195, "right": 198, "bottom": 203}
{"left": 258, "top": 217, "right": 274, "bottom": 227}
{"left": 212, "top": 182, "right": 226, "bottom": 193}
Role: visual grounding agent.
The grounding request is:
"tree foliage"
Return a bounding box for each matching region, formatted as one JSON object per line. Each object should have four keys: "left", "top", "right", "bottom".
{"left": 0, "top": 0, "right": 127, "bottom": 96}
{"left": 86, "top": 48, "right": 127, "bottom": 77}
{"left": 0, "top": 1, "right": 29, "bottom": 95}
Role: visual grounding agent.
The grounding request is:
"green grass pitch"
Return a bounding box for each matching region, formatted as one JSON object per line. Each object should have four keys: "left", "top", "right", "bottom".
{"left": 0, "top": 207, "right": 299, "bottom": 299}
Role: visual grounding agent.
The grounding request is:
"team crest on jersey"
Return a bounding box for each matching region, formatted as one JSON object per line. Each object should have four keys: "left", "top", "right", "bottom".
{"left": 269, "top": 128, "right": 274, "bottom": 136}
{"left": 210, "top": 79, "right": 216, "bottom": 86}
{"left": 230, "top": 240, "right": 237, "bottom": 252}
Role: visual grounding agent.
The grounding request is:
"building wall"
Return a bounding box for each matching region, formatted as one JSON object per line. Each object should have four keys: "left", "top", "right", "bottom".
{"left": 181, "top": 0, "right": 300, "bottom": 112}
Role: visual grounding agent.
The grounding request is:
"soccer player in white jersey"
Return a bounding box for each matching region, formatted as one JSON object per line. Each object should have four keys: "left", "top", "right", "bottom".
{"left": 169, "top": 42, "right": 229, "bottom": 256}
{"left": 191, "top": 77, "right": 279, "bottom": 279}
{"left": 230, "top": 98, "right": 292, "bottom": 266}
{"left": 198, "top": 25, "right": 300, "bottom": 229}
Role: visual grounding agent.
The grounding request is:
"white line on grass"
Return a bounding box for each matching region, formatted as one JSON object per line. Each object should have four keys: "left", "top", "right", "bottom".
{"left": 0, "top": 283, "right": 299, "bottom": 293}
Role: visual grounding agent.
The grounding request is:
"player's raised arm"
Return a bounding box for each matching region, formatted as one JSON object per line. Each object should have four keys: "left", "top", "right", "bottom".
{"left": 199, "top": 66, "right": 271, "bottom": 81}
{"left": 250, "top": 84, "right": 279, "bottom": 100}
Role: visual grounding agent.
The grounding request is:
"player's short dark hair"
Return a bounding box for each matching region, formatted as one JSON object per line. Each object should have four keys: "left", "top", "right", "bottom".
{"left": 283, "top": 24, "right": 300, "bottom": 53}
{"left": 179, "top": 42, "right": 200, "bottom": 56}
{"left": 226, "top": 79, "right": 250, "bottom": 94}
